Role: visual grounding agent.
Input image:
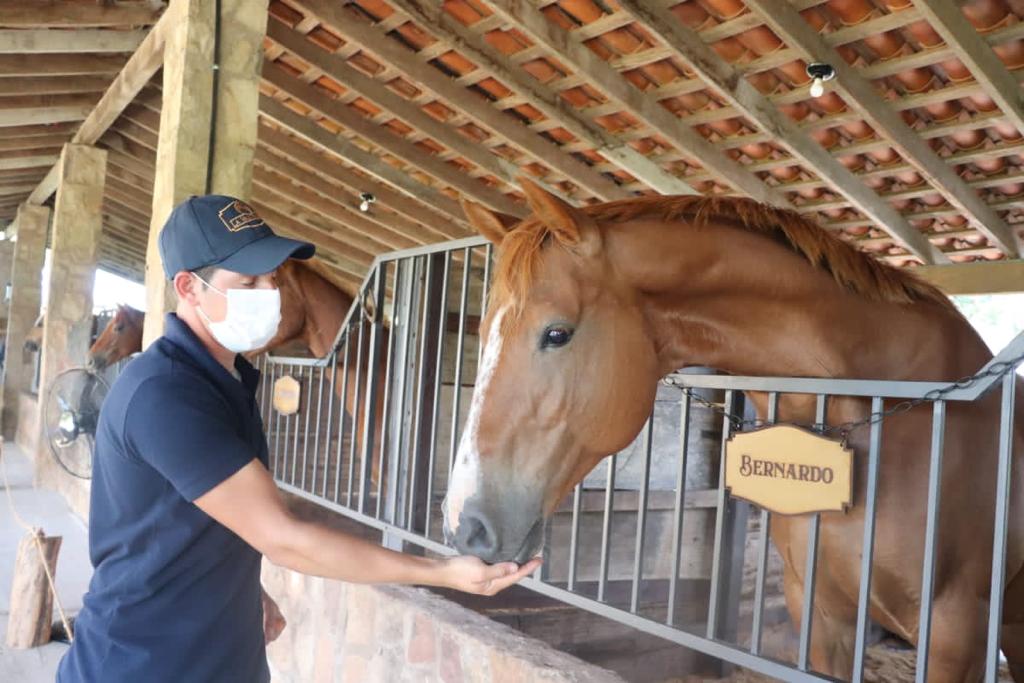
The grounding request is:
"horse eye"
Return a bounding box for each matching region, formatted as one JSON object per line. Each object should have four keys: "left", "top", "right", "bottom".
{"left": 542, "top": 326, "right": 573, "bottom": 349}
{"left": 113, "top": 324, "right": 124, "bottom": 333}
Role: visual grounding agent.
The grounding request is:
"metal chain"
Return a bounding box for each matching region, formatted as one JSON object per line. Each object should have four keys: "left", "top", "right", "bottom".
{"left": 662, "top": 351, "right": 1024, "bottom": 442}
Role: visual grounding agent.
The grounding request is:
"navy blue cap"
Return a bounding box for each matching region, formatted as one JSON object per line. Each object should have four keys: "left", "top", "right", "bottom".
{"left": 158, "top": 195, "right": 315, "bottom": 279}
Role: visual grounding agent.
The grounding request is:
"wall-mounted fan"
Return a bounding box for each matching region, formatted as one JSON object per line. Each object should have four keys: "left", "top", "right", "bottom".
{"left": 44, "top": 368, "right": 109, "bottom": 479}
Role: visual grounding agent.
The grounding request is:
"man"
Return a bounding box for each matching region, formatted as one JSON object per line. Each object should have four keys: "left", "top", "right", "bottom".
{"left": 57, "top": 196, "right": 539, "bottom": 682}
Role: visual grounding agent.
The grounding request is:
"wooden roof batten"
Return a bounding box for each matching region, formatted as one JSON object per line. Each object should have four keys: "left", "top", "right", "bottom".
{"left": 611, "top": 0, "right": 943, "bottom": 265}
{"left": 743, "top": 0, "right": 1024, "bottom": 258}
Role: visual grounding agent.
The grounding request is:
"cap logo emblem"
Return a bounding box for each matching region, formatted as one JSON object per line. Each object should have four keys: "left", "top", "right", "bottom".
{"left": 218, "top": 200, "right": 266, "bottom": 232}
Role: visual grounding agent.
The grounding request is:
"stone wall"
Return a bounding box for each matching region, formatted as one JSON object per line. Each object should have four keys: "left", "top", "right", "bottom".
{"left": 262, "top": 565, "right": 625, "bottom": 683}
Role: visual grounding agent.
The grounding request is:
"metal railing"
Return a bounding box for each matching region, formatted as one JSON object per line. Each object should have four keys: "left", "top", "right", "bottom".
{"left": 258, "top": 236, "right": 1022, "bottom": 682}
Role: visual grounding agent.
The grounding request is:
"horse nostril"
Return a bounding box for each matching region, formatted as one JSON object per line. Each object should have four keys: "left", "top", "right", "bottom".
{"left": 456, "top": 509, "right": 500, "bottom": 561}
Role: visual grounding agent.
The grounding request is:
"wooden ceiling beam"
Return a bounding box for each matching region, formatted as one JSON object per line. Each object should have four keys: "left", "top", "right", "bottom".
{"left": 0, "top": 121, "right": 79, "bottom": 139}
{"left": 481, "top": 0, "right": 789, "bottom": 204}
{"left": 0, "top": 106, "right": 90, "bottom": 128}
{"left": 250, "top": 201, "right": 371, "bottom": 278}
{"left": 0, "top": 54, "right": 128, "bottom": 76}
{"left": 0, "top": 76, "right": 112, "bottom": 97}
{"left": 262, "top": 63, "right": 525, "bottom": 217}
{"left": 0, "top": 155, "right": 59, "bottom": 172}
{"left": 0, "top": 2, "right": 163, "bottom": 28}
{"left": 265, "top": 20, "right": 576, "bottom": 203}
{"left": 0, "top": 29, "right": 146, "bottom": 53}
{"left": 0, "top": 135, "right": 74, "bottom": 153}
{"left": 285, "top": 2, "right": 628, "bottom": 202}
{"left": 259, "top": 95, "right": 469, "bottom": 229}
{"left": 613, "top": 1, "right": 943, "bottom": 263}
{"left": 253, "top": 145, "right": 440, "bottom": 247}
{"left": 252, "top": 173, "right": 416, "bottom": 255}
{"left": 745, "top": 0, "right": 1022, "bottom": 258}
{"left": 373, "top": 0, "right": 697, "bottom": 195}
{"left": 257, "top": 125, "right": 462, "bottom": 241}
{"left": 912, "top": 0, "right": 1024, "bottom": 139}
{"left": 25, "top": 8, "right": 170, "bottom": 207}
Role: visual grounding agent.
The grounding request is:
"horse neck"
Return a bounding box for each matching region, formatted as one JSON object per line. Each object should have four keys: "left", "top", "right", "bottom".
{"left": 605, "top": 218, "right": 985, "bottom": 383}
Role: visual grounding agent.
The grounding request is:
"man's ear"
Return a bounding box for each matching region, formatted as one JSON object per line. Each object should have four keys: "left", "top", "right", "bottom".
{"left": 460, "top": 198, "right": 520, "bottom": 245}
{"left": 172, "top": 271, "right": 200, "bottom": 304}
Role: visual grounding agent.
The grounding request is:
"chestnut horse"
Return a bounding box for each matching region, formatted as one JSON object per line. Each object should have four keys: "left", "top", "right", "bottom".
{"left": 442, "top": 180, "right": 1024, "bottom": 682}
{"left": 87, "top": 260, "right": 388, "bottom": 476}
{"left": 87, "top": 305, "right": 144, "bottom": 372}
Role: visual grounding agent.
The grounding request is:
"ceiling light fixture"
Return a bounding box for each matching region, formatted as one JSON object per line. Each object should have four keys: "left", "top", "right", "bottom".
{"left": 806, "top": 62, "right": 835, "bottom": 98}
{"left": 359, "top": 192, "right": 376, "bottom": 212}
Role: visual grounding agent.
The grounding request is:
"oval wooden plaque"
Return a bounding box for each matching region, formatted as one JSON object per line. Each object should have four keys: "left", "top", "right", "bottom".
{"left": 273, "top": 376, "right": 300, "bottom": 415}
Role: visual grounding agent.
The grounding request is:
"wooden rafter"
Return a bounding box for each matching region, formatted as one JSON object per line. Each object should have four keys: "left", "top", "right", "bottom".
{"left": 285, "top": 0, "right": 628, "bottom": 202}
{"left": 259, "top": 94, "right": 471, "bottom": 229}
{"left": 24, "top": 10, "right": 171, "bottom": 208}
{"left": 257, "top": 125, "right": 459, "bottom": 241}
{"left": 0, "top": 29, "right": 146, "bottom": 53}
{"left": 262, "top": 63, "right": 525, "bottom": 216}
{"left": 0, "top": 1, "right": 163, "bottom": 28}
{"left": 345, "top": 0, "right": 699, "bottom": 195}
{"left": 612, "top": 1, "right": 942, "bottom": 263}
{"left": 913, "top": 0, "right": 1024, "bottom": 139}
{"left": 481, "top": 0, "right": 790, "bottom": 205}
{"left": 745, "top": 0, "right": 1023, "bottom": 258}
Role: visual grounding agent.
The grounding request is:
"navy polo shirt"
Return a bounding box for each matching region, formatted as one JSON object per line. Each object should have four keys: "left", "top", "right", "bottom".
{"left": 57, "top": 313, "right": 270, "bottom": 683}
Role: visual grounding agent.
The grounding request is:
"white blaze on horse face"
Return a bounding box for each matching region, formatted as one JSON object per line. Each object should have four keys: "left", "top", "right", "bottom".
{"left": 444, "top": 306, "right": 508, "bottom": 535}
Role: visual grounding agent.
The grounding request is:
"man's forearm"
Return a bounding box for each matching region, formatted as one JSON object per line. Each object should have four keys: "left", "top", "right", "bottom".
{"left": 269, "top": 518, "right": 446, "bottom": 587}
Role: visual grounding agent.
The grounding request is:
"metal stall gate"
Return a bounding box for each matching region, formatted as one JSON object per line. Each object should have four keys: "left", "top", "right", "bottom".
{"left": 258, "top": 236, "right": 1022, "bottom": 682}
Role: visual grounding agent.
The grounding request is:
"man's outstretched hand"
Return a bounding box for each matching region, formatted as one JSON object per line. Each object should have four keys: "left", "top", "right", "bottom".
{"left": 438, "top": 555, "right": 543, "bottom": 596}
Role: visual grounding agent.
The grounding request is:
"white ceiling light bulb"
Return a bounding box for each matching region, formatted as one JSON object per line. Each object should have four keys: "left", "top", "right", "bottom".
{"left": 359, "top": 192, "right": 376, "bottom": 212}
{"left": 805, "top": 62, "right": 835, "bottom": 99}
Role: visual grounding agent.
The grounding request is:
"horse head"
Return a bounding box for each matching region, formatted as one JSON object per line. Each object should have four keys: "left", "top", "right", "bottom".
{"left": 87, "top": 305, "right": 144, "bottom": 372}
{"left": 442, "top": 179, "right": 662, "bottom": 564}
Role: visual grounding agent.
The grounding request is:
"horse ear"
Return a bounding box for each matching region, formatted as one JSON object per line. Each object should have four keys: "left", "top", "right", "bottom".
{"left": 518, "top": 178, "right": 598, "bottom": 253}
{"left": 460, "top": 198, "right": 519, "bottom": 245}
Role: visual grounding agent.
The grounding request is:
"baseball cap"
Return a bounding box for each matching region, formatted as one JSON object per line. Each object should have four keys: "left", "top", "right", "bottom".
{"left": 158, "top": 195, "right": 315, "bottom": 279}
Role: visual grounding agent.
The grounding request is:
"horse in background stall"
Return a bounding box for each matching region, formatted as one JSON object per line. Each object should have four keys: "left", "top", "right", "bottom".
{"left": 441, "top": 179, "right": 1024, "bottom": 682}
{"left": 87, "top": 305, "right": 145, "bottom": 373}
{"left": 86, "top": 260, "right": 389, "bottom": 478}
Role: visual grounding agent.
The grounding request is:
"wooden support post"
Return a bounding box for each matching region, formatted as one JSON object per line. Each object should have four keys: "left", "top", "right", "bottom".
{"left": 5, "top": 529, "right": 62, "bottom": 649}
{"left": 142, "top": 0, "right": 270, "bottom": 347}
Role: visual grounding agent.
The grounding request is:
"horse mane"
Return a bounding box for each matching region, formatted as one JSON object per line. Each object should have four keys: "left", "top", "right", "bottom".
{"left": 494, "top": 195, "right": 955, "bottom": 319}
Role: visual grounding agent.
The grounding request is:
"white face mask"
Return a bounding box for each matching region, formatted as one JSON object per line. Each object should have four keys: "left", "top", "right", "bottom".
{"left": 194, "top": 275, "right": 282, "bottom": 354}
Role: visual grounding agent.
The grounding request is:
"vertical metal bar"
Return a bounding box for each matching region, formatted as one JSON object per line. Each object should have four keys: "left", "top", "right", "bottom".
{"left": 798, "top": 394, "right": 828, "bottom": 671}
{"left": 985, "top": 373, "right": 1016, "bottom": 682}
{"left": 388, "top": 258, "right": 419, "bottom": 526}
{"left": 597, "top": 454, "right": 617, "bottom": 603}
{"left": 567, "top": 483, "right": 583, "bottom": 592}
{"left": 358, "top": 263, "right": 389, "bottom": 515}
{"left": 407, "top": 255, "right": 436, "bottom": 530}
{"left": 310, "top": 364, "right": 326, "bottom": 495}
{"left": 282, "top": 367, "right": 294, "bottom": 483}
{"left": 272, "top": 362, "right": 283, "bottom": 479}
{"left": 667, "top": 390, "right": 692, "bottom": 627}
{"left": 481, "top": 242, "right": 493, "bottom": 317}
{"left": 346, "top": 318, "right": 365, "bottom": 505}
{"left": 288, "top": 365, "right": 301, "bottom": 486}
{"left": 751, "top": 392, "right": 779, "bottom": 654}
{"left": 706, "top": 390, "right": 736, "bottom": 639}
{"left": 852, "top": 397, "right": 885, "bottom": 682}
{"left": 424, "top": 250, "right": 451, "bottom": 540}
{"left": 300, "top": 366, "right": 313, "bottom": 491}
{"left": 447, "top": 247, "right": 473, "bottom": 477}
{"left": 376, "top": 260, "right": 404, "bottom": 522}
{"left": 630, "top": 415, "right": 655, "bottom": 614}
{"left": 331, "top": 335, "right": 348, "bottom": 501}
{"left": 914, "top": 400, "right": 946, "bottom": 683}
